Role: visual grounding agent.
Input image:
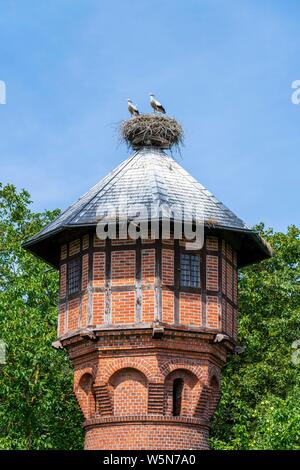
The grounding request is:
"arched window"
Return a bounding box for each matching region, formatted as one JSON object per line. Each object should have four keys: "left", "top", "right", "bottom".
{"left": 209, "top": 376, "right": 220, "bottom": 416}
{"left": 172, "top": 378, "right": 184, "bottom": 416}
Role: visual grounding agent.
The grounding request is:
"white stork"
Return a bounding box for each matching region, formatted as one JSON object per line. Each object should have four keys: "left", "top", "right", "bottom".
{"left": 127, "top": 99, "right": 140, "bottom": 116}
{"left": 150, "top": 94, "right": 166, "bottom": 114}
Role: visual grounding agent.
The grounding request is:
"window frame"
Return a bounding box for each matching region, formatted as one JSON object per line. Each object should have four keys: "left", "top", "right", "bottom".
{"left": 179, "top": 252, "right": 201, "bottom": 289}
{"left": 67, "top": 257, "right": 81, "bottom": 296}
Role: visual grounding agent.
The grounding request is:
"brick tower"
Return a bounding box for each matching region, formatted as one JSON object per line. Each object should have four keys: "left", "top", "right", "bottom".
{"left": 24, "top": 115, "right": 272, "bottom": 450}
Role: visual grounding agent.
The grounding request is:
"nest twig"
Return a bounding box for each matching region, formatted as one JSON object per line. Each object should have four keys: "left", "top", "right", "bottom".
{"left": 120, "top": 114, "right": 184, "bottom": 150}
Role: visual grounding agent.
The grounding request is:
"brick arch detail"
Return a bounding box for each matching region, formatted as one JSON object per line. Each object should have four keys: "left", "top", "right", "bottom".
{"left": 159, "top": 359, "right": 206, "bottom": 382}
{"left": 74, "top": 366, "right": 95, "bottom": 391}
{"left": 74, "top": 370, "right": 96, "bottom": 419}
{"left": 208, "top": 373, "right": 221, "bottom": 414}
{"left": 164, "top": 367, "right": 202, "bottom": 417}
{"left": 99, "top": 357, "right": 157, "bottom": 384}
{"left": 108, "top": 367, "right": 149, "bottom": 417}
{"left": 164, "top": 368, "right": 198, "bottom": 385}
{"left": 208, "top": 364, "right": 221, "bottom": 382}
{"left": 109, "top": 366, "right": 148, "bottom": 386}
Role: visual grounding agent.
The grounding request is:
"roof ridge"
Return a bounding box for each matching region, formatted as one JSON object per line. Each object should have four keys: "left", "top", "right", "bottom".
{"left": 148, "top": 150, "right": 170, "bottom": 206}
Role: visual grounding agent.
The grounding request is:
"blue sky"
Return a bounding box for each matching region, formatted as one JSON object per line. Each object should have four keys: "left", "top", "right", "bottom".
{"left": 0, "top": 0, "right": 299, "bottom": 232}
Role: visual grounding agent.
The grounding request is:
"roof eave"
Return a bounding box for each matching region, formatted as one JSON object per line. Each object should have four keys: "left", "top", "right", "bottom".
{"left": 22, "top": 219, "right": 273, "bottom": 270}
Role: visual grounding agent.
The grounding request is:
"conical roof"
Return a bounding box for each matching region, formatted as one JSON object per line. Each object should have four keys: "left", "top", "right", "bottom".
{"left": 23, "top": 147, "right": 272, "bottom": 267}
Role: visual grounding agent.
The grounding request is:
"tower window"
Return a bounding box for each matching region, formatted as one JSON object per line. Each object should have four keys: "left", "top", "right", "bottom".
{"left": 68, "top": 258, "right": 81, "bottom": 295}
{"left": 180, "top": 253, "right": 200, "bottom": 288}
{"left": 172, "top": 378, "right": 184, "bottom": 416}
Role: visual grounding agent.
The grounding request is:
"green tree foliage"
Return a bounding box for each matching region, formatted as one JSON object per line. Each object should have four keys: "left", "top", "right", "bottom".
{"left": 211, "top": 224, "right": 300, "bottom": 449}
{"left": 0, "top": 184, "right": 299, "bottom": 449}
{"left": 0, "top": 183, "right": 83, "bottom": 449}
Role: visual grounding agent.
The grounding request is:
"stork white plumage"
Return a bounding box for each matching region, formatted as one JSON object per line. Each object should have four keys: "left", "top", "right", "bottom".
{"left": 127, "top": 99, "right": 140, "bottom": 117}
{"left": 150, "top": 94, "right": 166, "bottom": 114}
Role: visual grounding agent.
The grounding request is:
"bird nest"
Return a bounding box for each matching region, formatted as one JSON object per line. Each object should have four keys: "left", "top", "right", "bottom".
{"left": 120, "top": 114, "right": 184, "bottom": 150}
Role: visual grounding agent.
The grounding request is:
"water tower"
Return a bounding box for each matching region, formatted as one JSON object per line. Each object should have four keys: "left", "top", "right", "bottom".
{"left": 23, "top": 114, "right": 272, "bottom": 449}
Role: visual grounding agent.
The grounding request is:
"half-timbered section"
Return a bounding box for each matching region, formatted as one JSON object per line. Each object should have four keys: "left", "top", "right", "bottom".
{"left": 58, "top": 233, "right": 238, "bottom": 340}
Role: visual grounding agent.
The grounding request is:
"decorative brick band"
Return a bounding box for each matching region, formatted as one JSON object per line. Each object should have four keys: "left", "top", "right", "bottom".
{"left": 84, "top": 414, "right": 211, "bottom": 430}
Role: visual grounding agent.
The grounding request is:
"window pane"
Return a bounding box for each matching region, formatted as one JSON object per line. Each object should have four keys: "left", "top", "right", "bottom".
{"left": 180, "top": 253, "right": 200, "bottom": 288}
{"left": 190, "top": 255, "right": 200, "bottom": 287}
{"left": 68, "top": 258, "right": 81, "bottom": 295}
{"left": 180, "top": 254, "right": 190, "bottom": 287}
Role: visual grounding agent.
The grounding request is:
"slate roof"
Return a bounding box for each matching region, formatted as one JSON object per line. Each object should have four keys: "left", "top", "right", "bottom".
{"left": 23, "top": 147, "right": 273, "bottom": 267}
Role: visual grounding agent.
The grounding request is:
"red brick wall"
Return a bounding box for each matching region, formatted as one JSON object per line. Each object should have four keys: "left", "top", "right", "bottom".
{"left": 206, "top": 295, "right": 219, "bottom": 329}
{"left": 58, "top": 303, "right": 66, "bottom": 336}
{"left": 84, "top": 423, "right": 209, "bottom": 450}
{"left": 111, "top": 250, "right": 135, "bottom": 286}
{"left": 179, "top": 292, "right": 201, "bottom": 326}
{"left": 69, "top": 330, "right": 223, "bottom": 450}
{"left": 59, "top": 263, "right": 67, "bottom": 299}
{"left": 82, "top": 254, "right": 89, "bottom": 290}
{"left": 68, "top": 297, "right": 80, "bottom": 331}
{"left": 142, "top": 290, "right": 155, "bottom": 323}
{"left": 220, "top": 240, "right": 238, "bottom": 339}
{"left": 82, "top": 234, "right": 89, "bottom": 251}
{"left": 227, "top": 303, "right": 233, "bottom": 337}
{"left": 206, "top": 255, "right": 218, "bottom": 291}
{"left": 112, "top": 291, "right": 135, "bottom": 324}
{"left": 60, "top": 244, "right": 67, "bottom": 260}
{"left": 93, "top": 292, "right": 104, "bottom": 325}
{"left": 142, "top": 249, "right": 155, "bottom": 284}
{"left": 162, "top": 249, "right": 174, "bottom": 285}
{"left": 69, "top": 238, "right": 80, "bottom": 256}
{"left": 80, "top": 293, "right": 88, "bottom": 327}
{"left": 226, "top": 262, "right": 233, "bottom": 301}
{"left": 110, "top": 368, "right": 148, "bottom": 416}
{"left": 93, "top": 252, "right": 105, "bottom": 287}
{"left": 206, "top": 236, "right": 218, "bottom": 251}
{"left": 162, "top": 291, "right": 174, "bottom": 323}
